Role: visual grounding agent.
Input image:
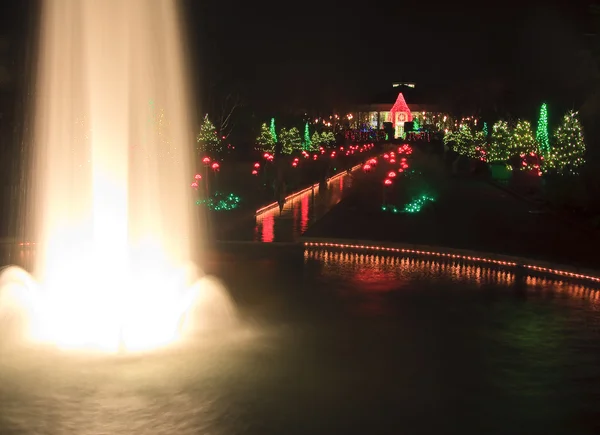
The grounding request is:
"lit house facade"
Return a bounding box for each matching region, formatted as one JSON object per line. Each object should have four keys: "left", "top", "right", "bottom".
{"left": 349, "top": 84, "right": 444, "bottom": 138}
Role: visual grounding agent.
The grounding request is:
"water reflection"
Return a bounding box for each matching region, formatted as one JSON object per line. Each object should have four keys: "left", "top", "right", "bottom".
{"left": 254, "top": 172, "right": 354, "bottom": 242}
{"left": 305, "top": 248, "right": 600, "bottom": 303}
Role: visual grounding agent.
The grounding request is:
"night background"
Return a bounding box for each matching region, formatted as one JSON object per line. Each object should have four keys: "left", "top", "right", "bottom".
{"left": 1, "top": 0, "right": 598, "bottom": 140}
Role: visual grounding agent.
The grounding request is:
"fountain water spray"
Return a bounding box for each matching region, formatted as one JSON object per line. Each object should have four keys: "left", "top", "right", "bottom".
{"left": 0, "top": 0, "right": 235, "bottom": 352}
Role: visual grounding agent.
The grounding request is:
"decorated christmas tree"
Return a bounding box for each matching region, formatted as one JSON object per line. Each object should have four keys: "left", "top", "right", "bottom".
{"left": 279, "top": 127, "right": 302, "bottom": 155}
{"left": 482, "top": 121, "right": 489, "bottom": 138}
{"left": 536, "top": 103, "right": 551, "bottom": 157}
{"left": 509, "top": 120, "right": 537, "bottom": 157}
{"left": 196, "top": 114, "right": 221, "bottom": 154}
{"left": 488, "top": 121, "right": 511, "bottom": 163}
{"left": 257, "top": 122, "right": 275, "bottom": 153}
{"left": 303, "top": 122, "right": 312, "bottom": 151}
{"left": 546, "top": 111, "right": 586, "bottom": 175}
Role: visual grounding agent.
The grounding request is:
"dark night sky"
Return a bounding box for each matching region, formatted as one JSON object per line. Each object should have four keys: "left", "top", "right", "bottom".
{"left": 184, "top": 0, "right": 593, "bottom": 113}
{"left": 0, "top": 0, "right": 595, "bottom": 117}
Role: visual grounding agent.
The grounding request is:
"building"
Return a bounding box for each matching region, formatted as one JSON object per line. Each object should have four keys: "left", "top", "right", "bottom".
{"left": 350, "top": 83, "right": 444, "bottom": 138}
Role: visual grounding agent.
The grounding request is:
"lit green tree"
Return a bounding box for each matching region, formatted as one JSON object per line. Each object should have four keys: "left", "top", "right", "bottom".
{"left": 488, "top": 121, "right": 511, "bottom": 163}
{"left": 546, "top": 111, "right": 586, "bottom": 175}
{"left": 536, "top": 103, "right": 551, "bottom": 157}
{"left": 257, "top": 122, "right": 275, "bottom": 153}
{"left": 279, "top": 127, "right": 302, "bottom": 155}
{"left": 303, "top": 122, "right": 312, "bottom": 151}
{"left": 413, "top": 117, "right": 421, "bottom": 131}
{"left": 482, "top": 121, "right": 489, "bottom": 138}
{"left": 196, "top": 114, "right": 221, "bottom": 154}
{"left": 509, "top": 120, "right": 537, "bottom": 157}
{"left": 269, "top": 118, "right": 277, "bottom": 143}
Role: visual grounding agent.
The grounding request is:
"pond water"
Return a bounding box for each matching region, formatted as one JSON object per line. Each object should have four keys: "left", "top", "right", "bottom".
{"left": 1, "top": 244, "right": 600, "bottom": 435}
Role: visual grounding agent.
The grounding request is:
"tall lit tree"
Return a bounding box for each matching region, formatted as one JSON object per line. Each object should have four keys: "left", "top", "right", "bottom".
{"left": 196, "top": 114, "right": 221, "bottom": 154}
{"left": 482, "top": 121, "right": 489, "bottom": 138}
{"left": 269, "top": 117, "right": 277, "bottom": 143}
{"left": 509, "top": 120, "right": 537, "bottom": 157}
{"left": 257, "top": 122, "right": 275, "bottom": 152}
{"left": 488, "top": 121, "right": 511, "bottom": 163}
{"left": 303, "top": 122, "right": 312, "bottom": 151}
{"left": 536, "top": 103, "right": 551, "bottom": 157}
{"left": 279, "top": 127, "right": 302, "bottom": 155}
{"left": 546, "top": 111, "right": 586, "bottom": 175}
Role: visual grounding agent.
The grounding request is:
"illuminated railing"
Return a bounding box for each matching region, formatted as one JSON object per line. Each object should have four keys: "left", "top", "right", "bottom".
{"left": 255, "top": 163, "right": 363, "bottom": 216}
{"left": 303, "top": 239, "right": 600, "bottom": 284}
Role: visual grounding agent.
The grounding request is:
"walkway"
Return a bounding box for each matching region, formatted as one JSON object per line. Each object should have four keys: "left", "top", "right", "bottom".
{"left": 221, "top": 169, "right": 361, "bottom": 242}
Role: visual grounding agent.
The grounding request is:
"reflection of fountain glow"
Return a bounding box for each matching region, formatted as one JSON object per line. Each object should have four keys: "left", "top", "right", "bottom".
{"left": 0, "top": 1, "right": 236, "bottom": 352}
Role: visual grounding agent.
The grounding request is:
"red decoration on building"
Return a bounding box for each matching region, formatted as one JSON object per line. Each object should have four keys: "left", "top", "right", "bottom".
{"left": 388, "top": 92, "right": 412, "bottom": 125}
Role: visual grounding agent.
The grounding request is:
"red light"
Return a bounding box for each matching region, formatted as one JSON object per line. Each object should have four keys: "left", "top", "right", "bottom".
{"left": 384, "top": 178, "right": 393, "bottom": 186}
{"left": 211, "top": 162, "right": 220, "bottom": 170}
{"left": 383, "top": 154, "right": 389, "bottom": 159}
{"left": 194, "top": 174, "right": 202, "bottom": 180}
{"left": 263, "top": 153, "right": 270, "bottom": 159}
{"left": 202, "top": 156, "right": 211, "bottom": 164}
{"left": 254, "top": 162, "right": 260, "bottom": 168}
{"left": 363, "top": 164, "right": 371, "bottom": 171}
{"left": 389, "top": 159, "right": 396, "bottom": 163}
{"left": 251, "top": 169, "right": 258, "bottom": 175}
{"left": 398, "top": 168, "right": 404, "bottom": 173}
{"left": 191, "top": 182, "right": 198, "bottom": 188}
{"left": 292, "top": 162, "right": 298, "bottom": 167}
{"left": 388, "top": 171, "right": 396, "bottom": 178}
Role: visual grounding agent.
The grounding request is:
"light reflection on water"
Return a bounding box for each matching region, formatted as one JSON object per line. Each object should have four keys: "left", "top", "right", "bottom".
{"left": 254, "top": 173, "right": 354, "bottom": 242}
{"left": 2, "top": 245, "right": 600, "bottom": 434}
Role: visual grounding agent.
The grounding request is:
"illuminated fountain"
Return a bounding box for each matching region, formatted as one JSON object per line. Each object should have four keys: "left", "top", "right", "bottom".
{"left": 0, "top": 0, "right": 235, "bottom": 352}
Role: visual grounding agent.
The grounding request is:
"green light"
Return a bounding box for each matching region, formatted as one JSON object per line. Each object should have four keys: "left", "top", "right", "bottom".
{"left": 270, "top": 118, "right": 277, "bottom": 143}
{"left": 303, "top": 122, "right": 312, "bottom": 151}
{"left": 196, "top": 191, "right": 241, "bottom": 211}
{"left": 402, "top": 194, "right": 435, "bottom": 213}
{"left": 536, "top": 103, "right": 550, "bottom": 156}
{"left": 482, "top": 121, "right": 488, "bottom": 138}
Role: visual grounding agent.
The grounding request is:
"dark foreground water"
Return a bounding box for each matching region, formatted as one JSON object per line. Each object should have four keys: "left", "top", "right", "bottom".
{"left": 1, "top": 243, "right": 600, "bottom": 435}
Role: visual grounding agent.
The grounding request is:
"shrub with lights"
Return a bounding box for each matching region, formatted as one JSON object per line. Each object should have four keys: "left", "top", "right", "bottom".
{"left": 545, "top": 111, "right": 586, "bottom": 176}
{"left": 279, "top": 127, "right": 302, "bottom": 155}
{"left": 196, "top": 114, "right": 222, "bottom": 155}
{"left": 444, "top": 124, "right": 477, "bottom": 158}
